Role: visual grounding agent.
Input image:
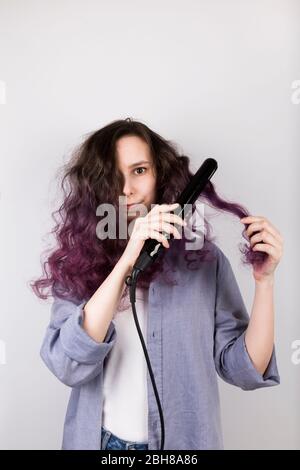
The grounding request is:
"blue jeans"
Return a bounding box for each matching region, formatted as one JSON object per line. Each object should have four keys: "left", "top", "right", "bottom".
{"left": 101, "top": 426, "right": 149, "bottom": 450}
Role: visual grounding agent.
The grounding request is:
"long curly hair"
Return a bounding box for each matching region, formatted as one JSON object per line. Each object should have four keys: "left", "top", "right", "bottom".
{"left": 29, "top": 118, "right": 265, "bottom": 303}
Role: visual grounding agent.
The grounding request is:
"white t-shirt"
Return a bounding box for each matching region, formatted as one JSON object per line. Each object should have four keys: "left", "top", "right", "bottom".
{"left": 102, "top": 286, "right": 149, "bottom": 443}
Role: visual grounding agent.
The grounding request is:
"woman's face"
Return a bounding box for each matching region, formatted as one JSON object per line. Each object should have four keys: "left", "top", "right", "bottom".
{"left": 115, "top": 135, "right": 157, "bottom": 221}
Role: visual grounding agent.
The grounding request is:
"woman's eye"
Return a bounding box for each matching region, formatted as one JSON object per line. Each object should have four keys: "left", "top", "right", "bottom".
{"left": 134, "top": 167, "right": 146, "bottom": 175}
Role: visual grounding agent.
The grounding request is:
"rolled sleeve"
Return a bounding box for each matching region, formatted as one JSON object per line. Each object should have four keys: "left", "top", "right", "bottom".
{"left": 60, "top": 299, "right": 116, "bottom": 364}
{"left": 222, "top": 330, "right": 280, "bottom": 391}
{"left": 40, "top": 295, "right": 117, "bottom": 387}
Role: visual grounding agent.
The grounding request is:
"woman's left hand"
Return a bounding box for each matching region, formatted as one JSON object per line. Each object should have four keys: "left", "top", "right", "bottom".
{"left": 240, "top": 215, "right": 284, "bottom": 283}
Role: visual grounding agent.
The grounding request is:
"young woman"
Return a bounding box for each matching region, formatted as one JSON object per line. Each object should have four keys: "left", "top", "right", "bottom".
{"left": 31, "top": 118, "right": 283, "bottom": 450}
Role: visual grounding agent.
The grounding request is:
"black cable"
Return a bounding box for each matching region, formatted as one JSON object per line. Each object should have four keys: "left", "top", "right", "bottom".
{"left": 125, "top": 269, "right": 165, "bottom": 451}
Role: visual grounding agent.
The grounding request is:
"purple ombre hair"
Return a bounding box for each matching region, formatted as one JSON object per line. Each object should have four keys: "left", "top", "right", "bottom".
{"left": 30, "top": 118, "right": 266, "bottom": 303}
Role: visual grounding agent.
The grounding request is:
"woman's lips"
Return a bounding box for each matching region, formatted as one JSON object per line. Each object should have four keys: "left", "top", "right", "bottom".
{"left": 126, "top": 202, "right": 141, "bottom": 208}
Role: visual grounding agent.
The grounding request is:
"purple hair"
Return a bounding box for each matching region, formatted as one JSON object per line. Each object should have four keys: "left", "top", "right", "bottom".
{"left": 29, "top": 118, "right": 266, "bottom": 302}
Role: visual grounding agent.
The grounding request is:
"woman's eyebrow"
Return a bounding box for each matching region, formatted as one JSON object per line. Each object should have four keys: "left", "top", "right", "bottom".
{"left": 128, "top": 160, "right": 150, "bottom": 168}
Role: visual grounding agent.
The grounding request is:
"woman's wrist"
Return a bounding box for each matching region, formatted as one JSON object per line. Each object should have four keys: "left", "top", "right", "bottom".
{"left": 118, "top": 254, "right": 134, "bottom": 276}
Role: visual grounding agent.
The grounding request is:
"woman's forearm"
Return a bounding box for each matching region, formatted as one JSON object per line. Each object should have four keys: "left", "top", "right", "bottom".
{"left": 82, "top": 256, "right": 132, "bottom": 343}
{"left": 244, "top": 276, "right": 275, "bottom": 375}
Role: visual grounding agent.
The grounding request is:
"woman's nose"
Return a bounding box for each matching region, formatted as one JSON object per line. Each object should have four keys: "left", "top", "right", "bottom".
{"left": 122, "top": 179, "right": 134, "bottom": 196}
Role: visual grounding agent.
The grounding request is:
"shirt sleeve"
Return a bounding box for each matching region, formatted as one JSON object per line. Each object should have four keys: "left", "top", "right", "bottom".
{"left": 40, "top": 295, "right": 117, "bottom": 387}
{"left": 213, "top": 248, "right": 280, "bottom": 391}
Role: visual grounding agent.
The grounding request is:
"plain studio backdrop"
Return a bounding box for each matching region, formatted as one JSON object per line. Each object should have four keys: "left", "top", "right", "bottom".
{"left": 0, "top": 0, "right": 299, "bottom": 450}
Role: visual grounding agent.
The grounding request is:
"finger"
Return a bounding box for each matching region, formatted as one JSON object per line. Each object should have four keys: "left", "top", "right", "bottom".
{"left": 252, "top": 243, "right": 279, "bottom": 260}
{"left": 149, "top": 212, "right": 186, "bottom": 227}
{"left": 152, "top": 203, "right": 180, "bottom": 213}
{"left": 241, "top": 216, "right": 283, "bottom": 241}
{"left": 241, "top": 215, "right": 264, "bottom": 223}
{"left": 250, "top": 230, "right": 282, "bottom": 251}
{"left": 162, "top": 213, "right": 187, "bottom": 226}
{"left": 147, "top": 212, "right": 186, "bottom": 228}
{"left": 154, "top": 221, "right": 182, "bottom": 239}
{"left": 149, "top": 230, "right": 170, "bottom": 248}
{"left": 244, "top": 221, "right": 282, "bottom": 243}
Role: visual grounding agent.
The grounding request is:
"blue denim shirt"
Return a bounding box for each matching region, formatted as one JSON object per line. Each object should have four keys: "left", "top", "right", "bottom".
{"left": 40, "top": 241, "right": 280, "bottom": 450}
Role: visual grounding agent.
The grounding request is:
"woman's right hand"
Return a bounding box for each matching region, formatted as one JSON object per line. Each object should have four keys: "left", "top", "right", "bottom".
{"left": 122, "top": 203, "right": 186, "bottom": 269}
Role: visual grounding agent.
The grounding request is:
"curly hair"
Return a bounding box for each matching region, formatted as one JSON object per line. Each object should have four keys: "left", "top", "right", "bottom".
{"left": 29, "top": 117, "right": 266, "bottom": 303}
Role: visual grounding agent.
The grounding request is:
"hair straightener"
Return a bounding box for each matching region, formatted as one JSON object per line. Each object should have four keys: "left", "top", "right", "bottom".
{"left": 125, "top": 158, "right": 218, "bottom": 450}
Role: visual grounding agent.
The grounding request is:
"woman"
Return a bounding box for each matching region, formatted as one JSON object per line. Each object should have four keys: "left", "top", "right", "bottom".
{"left": 31, "top": 118, "right": 283, "bottom": 450}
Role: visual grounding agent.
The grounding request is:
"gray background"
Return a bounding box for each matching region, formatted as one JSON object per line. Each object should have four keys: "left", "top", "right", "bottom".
{"left": 0, "top": 0, "right": 299, "bottom": 449}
